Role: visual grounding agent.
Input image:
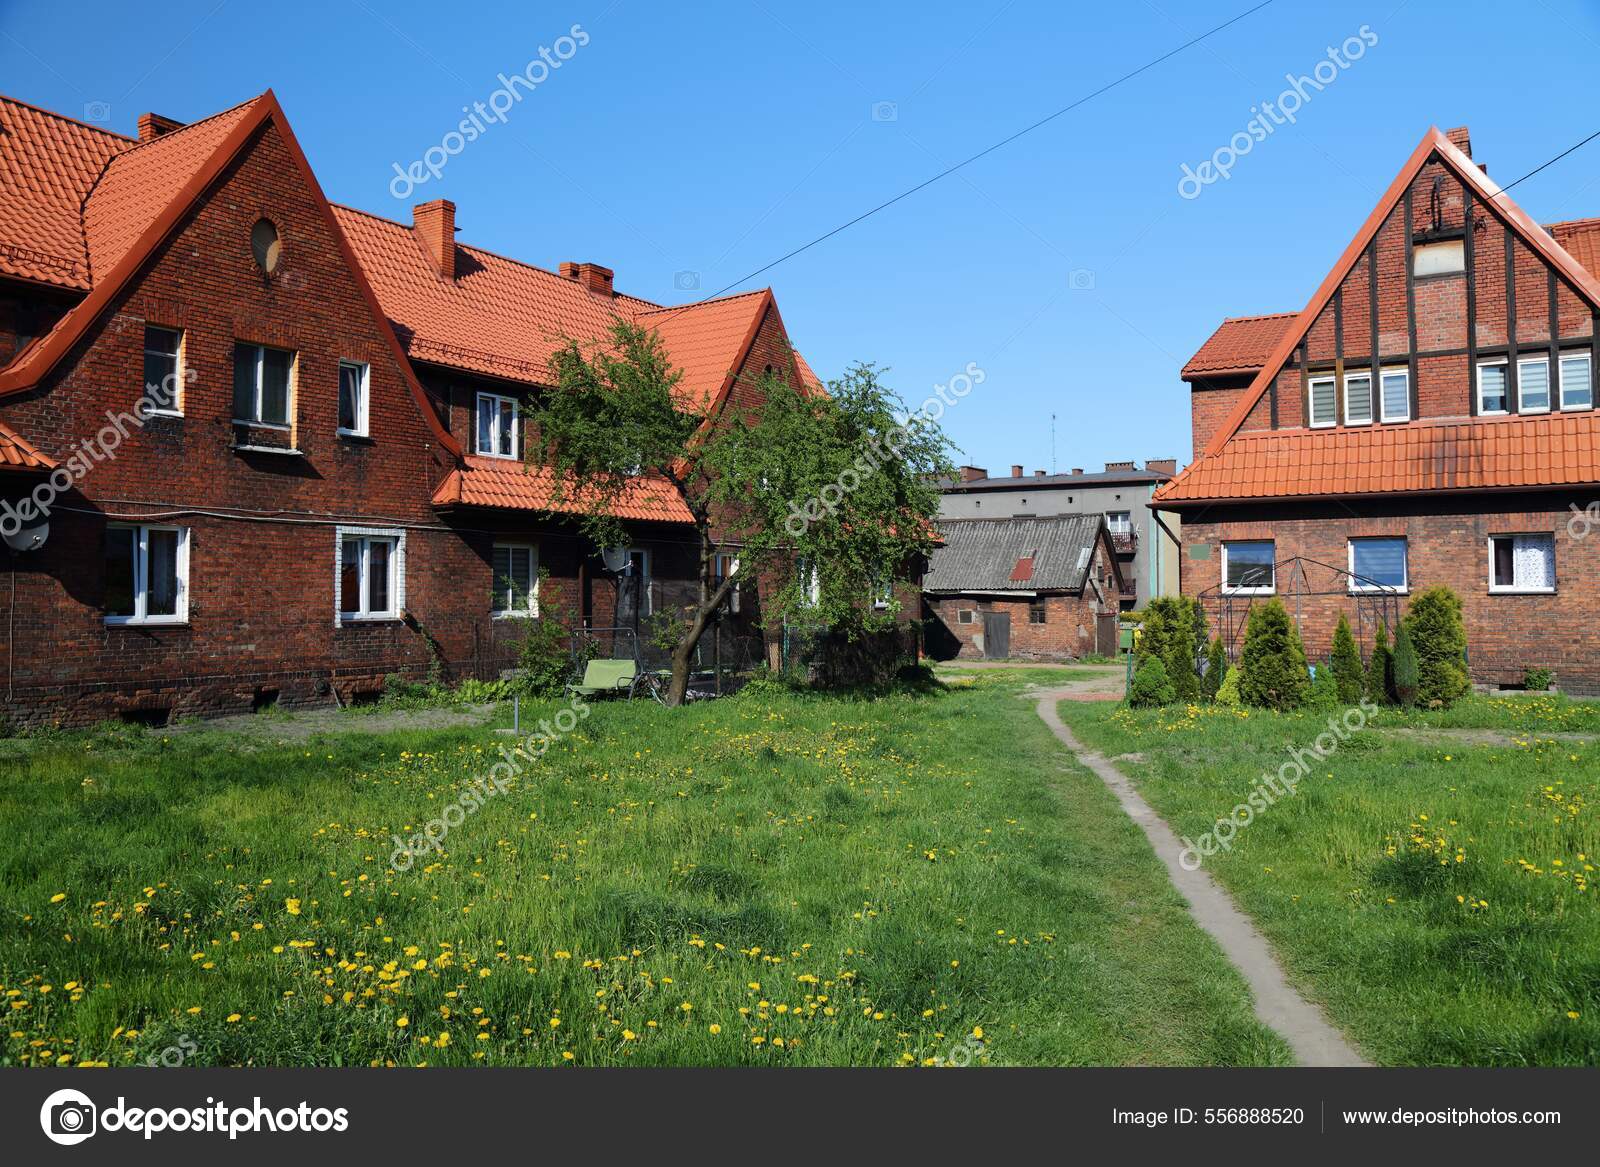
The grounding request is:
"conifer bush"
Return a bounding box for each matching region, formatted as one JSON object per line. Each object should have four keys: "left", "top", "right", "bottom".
{"left": 1236, "top": 599, "right": 1309, "bottom": 711}
{"left": 1330, "top": 614, "right": 1365, "bottom": 705}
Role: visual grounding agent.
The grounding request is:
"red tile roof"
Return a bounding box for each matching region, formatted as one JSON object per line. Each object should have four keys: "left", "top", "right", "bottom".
{"left": 1153, "top": 412, "right": 1600, "bottom": 504}
{"left": 0, "top": 417, "right": 55, "bottom": 471}
{"left": 432, "top": 456, "right": 693, "bottom": 523}
{"left": 332, "top": 204, "right": 803, "bottom": 415}
{"left": 1182, "top": 312, "right": 1297, "bottom": 379}
{"left": 1548, "top": 218, "right": 1600, "bottom": 279}
{"left": 0, "top": 96, "right": 129, "bottom": 289}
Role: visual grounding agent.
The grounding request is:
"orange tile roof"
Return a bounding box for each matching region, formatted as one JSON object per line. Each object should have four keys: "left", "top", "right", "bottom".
{"left": 0, "top": 417, "right": 55, "bottom": 471}
{"left": 432, "top": 456, "right": 693, "bottom": 523}
{"left": 0, "top": 96, "right": 129, "bottom": 289}
{"left": 1182, "top": 312, "right": 1297, "bottom": 379}
{"left": 1548, "top": 218, "right": 1600, "bottom": 279}
{"left": 332, "top": 203, "right": 792, "bottom": 415}
{"left": 83, "top": 98, "right": 260, "bottom": 281}
{"left": 1155, "top": 412, "right": 1600, "bottom": 505}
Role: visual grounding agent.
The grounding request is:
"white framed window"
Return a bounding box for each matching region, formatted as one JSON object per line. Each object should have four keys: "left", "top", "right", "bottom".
{"left": 1488, "top": 533, "right": 1555, "bottom": 594}
{"left": 105, "top": 524, "right": 189, "bottom": 626}
{"left": 797, "top": 558, "right": 821, "bottom": 607}
{"left": 1379, "top": 367, "right": 1410, "bottom": 423}
{"left": 957, "top": 608, "right": 975, "bottom": 625}
{"left": 1413, "top": 239, "right": 1464, "bottom": 276}
{"left": 1477, "top": 360, "right": 1509, "bottom": 415}
{"left": 143, "top": 326, "right": 184, "bottom": 415}
{"left": 1344, "top": 371, "right": 1373, "bottom": 425}
{"left": 1222, "top": 540, "right": 1275, "bottom": 594}
{"left": 233, "top": 342, "right": 293, "bottom": 427}
{"left": 713, "top": 552, "right": 742, "bottom": 614}
{"left": 1348, "top": 536, "right": 1408, "bottom": 592}
{"left": 338, "top": 527, "right": 404, "bottom": 621}
{"left": 1308, "top": 376, "right": 1337, "bottom": 428}
{"left": 491, "top": 543, "right": 538, "bottom": 617}
{"left": 339, "top": 360, "right": 370, "bottom": 436}
{"left": 1105, "top": 511, "right": 1131, "bottom": 535}
{"left": 1517, "top": 356, "right": 1550, "bottom": 413}
{"left": 476, "top": 392, "right": 518, "bottom": 458}
{"left": 1560, "top": 353, "right": 1593, "bottom": 411}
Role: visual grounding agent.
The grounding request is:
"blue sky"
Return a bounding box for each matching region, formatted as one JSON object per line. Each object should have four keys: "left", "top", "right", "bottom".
{"left": 5, "top": 0, "right": 1600, "bottom": 474}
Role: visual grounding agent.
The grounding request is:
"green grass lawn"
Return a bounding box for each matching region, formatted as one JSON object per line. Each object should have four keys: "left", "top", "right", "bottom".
{"left": 1058, "top": 695, "right": 1600, "bottom": 1066}
{"left": 0, "top": 674, "right": 1290, "bottom": 1068}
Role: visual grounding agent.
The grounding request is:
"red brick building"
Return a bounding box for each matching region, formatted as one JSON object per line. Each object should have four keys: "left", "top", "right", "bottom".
{"left": 923, "top": 515, "right": 1124, "bottom": 661}
{"left": 1158, "top": 126, "right": 1600, "bottom": 692}
{"left": 0, "top": 90, "right": 839, "bottom": 726}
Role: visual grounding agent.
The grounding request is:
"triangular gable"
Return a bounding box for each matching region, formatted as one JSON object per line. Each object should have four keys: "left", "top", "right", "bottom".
{"left": 1180, "top": 126, "right": 1600, "bottom": 478}
{"left": 0, "top": 91, "right": 461, "bottom": 458}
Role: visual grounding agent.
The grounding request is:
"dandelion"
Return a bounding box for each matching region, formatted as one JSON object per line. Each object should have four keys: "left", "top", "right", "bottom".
{"left": 285, "top": 898, "right": 302, "bottom": 916}
{"left": 50, "top": 893, "right": 66, "bottom": 903}
{"left": 396, "top": 1017, "right": 409, "bottom": 1028}
{"left": 709, "top": 1024, "right": 721, "bottom": 1035}
{"left": 226, "top": 1013, "right": 241, "bottom": 1023}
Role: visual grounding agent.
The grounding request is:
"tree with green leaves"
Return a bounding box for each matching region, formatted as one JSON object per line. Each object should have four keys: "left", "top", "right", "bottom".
{"left": 1330, "top": 613, "right": 1364, "bottom": 705}
{"left": 528, "top": 319, "right": 954, "bottom": 705}
{"left": 1236, "top": 598, "right": 1309, "bottom": 711}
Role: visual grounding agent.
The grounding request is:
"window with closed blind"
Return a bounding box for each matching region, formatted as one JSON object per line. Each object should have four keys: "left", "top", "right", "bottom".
{"left": 1517, "top": 357, "right": 1551, "bottom": 413}
{"left": 1348, "top": 537, "right": 1407, "bottom": 592}
{"left": 1380, "top": 368, "right": 1410, "bottom": 422}
{"left": 1344, "top": 371, "right": 1373, "bottom": 425}
{"left": 1308, "top": 376, "right": 1337, "bottom": 428}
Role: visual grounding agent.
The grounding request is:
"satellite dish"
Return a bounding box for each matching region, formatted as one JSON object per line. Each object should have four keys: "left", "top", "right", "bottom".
{"left": 600, "top": 546, "right": 629, "bottom": 573}
{"left": 3, "top": 517, "right": 48, "bottom": 554}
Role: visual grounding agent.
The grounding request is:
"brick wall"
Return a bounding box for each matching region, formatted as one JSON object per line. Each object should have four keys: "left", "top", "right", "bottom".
{"left": 1178, "top": 492, "right": 1600, "bottom": 692}
{"left": 925, "top": 591, "right": 1107, "bottom": 661}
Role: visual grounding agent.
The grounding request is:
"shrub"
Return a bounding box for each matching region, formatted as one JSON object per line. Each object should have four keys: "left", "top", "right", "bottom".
{"left": 1307, "top": 663, "right": 1340, "bottom": 711}
{"left": 1402, "top": 586, "right": 1470, "bottom": 709}
{"left": 1128, "top": 655, "right": 1177, "bottom": 708}
{"left": 1330, "top": 614, "right": 1364, "bottom": 705}
{"left": 1236, "top": 598, "right": 1309, "bottom": 711}
{"left": 1392, "top": 623, "right": 1420, "bottom": 708}
{"left": 1366, "top": 622, "right": 1394, "bottom": 705}
{"left": 1202, "top": 635, "right": 1228, "bottom": 702}
{"left": 1215, "top": 667, "right": 1242, "bottom": 707}
{"left": 1189, "top": 596, "right": 1210, "bottom": 663}
{"left": 1523, "top": 667, "right": 1553, "bottom": 692}
{"left": 1138, "top": 596, "right": 1199, "bottom": 702}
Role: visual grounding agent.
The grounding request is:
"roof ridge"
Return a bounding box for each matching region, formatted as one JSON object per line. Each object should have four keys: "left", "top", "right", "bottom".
{"left": 330, "top": 201, "right": 667, "bottom": 310}
{"left": 634, "top": 288, "right": 772, "bottom": 315}
{"left": 106, "top": 93, "right": 264, "bottom": 160}
{"left": 1221, "top": 311, "right": 1298, "bottom": 322}
{"left": 0, "top": 92, "right": 137, "bottom": 143}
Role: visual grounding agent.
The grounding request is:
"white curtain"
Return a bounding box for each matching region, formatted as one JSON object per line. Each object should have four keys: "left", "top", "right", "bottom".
{"left": 1512, "top": 535, "right": 1554, "bottom": 589}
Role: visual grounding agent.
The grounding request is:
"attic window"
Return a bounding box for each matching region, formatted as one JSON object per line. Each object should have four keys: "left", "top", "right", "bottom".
{"left": 251, "top": 219, "right": 282, "bottom": 274}
{"left": 1412, "top": 239, "right": 1463, "bottom": 277}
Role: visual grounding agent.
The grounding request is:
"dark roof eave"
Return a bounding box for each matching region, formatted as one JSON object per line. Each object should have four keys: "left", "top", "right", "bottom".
{"left": 1151, "top": 480, "right": 1600, "bottom": 511}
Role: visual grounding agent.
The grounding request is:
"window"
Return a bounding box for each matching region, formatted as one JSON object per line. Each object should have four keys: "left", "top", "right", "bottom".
{"left": 143, "top": 326, "right": 183, "bottom": 414}
{"left": 233, "top": 343, "right": 292, "bottom": 426}
{"left": 1222, "top": 540, "right": 1275, "bottom": 594}
{"left": 1380, "top": 368, "right": 1410, "bottom": 423}
{"left": 338, "top": 529, "right": 403, "bottom": 620}
{"left": 476, "top": 392, "right": 518, "bottom": 458}
{"left": 1413, "top": 239, "right": 1465, "bottom": 277}
{"left": 797, "top": 558, "right": 820, "bottom": 607}
{"left": 1344, "top": 371, "right": 1373, "bottom": 425}
{"left": 105, "top": 525, "right": 188, "bottom": 625}
{"left": 1349, "top": 536, "right": 1408, "bottom": 592}
{"left": 1517, "top": 357, "right": 1550, "bottom": 413}
{"left": 491, "top": 544, "right": 537, "bottom": 617}
{"left": 872, "top": 576, "right": 893, "bottom": 610}
{"left": 339, "top": 361, "right": 369, "bottom": 436}
{"left": 1105, "top": 511, "right": 1131, "bottom": 535}
{"left": 714, "top": 553, "right": 742, "bottom": 614}
{"left": 1488, "top": 533, "right": 1555, "bottom": 593}
{"left": 1309, "top": 376, "right": 1337, "bottom": 428}
{"left": 1560, "top": 353, "right": 1593, "bottom": 410}
{"left": 957, "top": 609, "right": 975, "bottom": 625}
{"left": 1477, "top": 360, "right": 1509, "bottom": 415}
{"left": 1028, "top": 598, "right": 1046, "bottom": 625}
{"left": 625, "top": 548, "right": 652, "bottom": 616}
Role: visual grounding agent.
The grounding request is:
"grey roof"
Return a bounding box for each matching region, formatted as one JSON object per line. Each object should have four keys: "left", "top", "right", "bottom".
{"left": 925, "top": 515, "right": 1104, "bottom": 594}
{"left": 940, "top": 469, "right": 1171, "bottom": 492}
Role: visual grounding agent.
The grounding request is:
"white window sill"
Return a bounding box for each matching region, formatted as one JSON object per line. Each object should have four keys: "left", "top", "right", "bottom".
{"left": 233, "top": 420, "right": 292, "bottom": 431}
{"left": 340, "top": 613, "right": 400, "bottom": 623}
{"left": 1488, "top": 587, "right": 1555, "bottom": 595}
{"left": 492, "top": 610, "right": 539, "bottom": 620}
{"left": 1221, "top": 586, "right": 1275, "bottom": 596}
{"left": 337, "top": 428, "right": 371, "bottom": 439}
{"left": 1479, "top": 408, "right": 1509, "bottom": 416}
{"left": 106, "top": 617, "right": 188, "bottom": 628}
{"left": 235, "top": 444, "right": 304, "bottom": 456}
{"left": 475, "top": 450, "right": 519, "bottom": 460}
{"left": 1560, "top": 402, "right": 1593, "bottom": 412}
{"left": 1380, "top": 415, "right": 1411, "bottom": 424}
{"left": 1518, "top": 406, "right": 1551, "bottom": 416}
{"left": 1350, "top": 586, "right": 1408, "bottom": 595}
{"left": 1308, "top": 421, "right": 1337, "bottom": 430}
{"left": 146, "top": 409, "right": 183, "bottom": 419}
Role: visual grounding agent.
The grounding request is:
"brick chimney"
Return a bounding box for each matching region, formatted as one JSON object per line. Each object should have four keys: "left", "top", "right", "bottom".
{"left": 1105, "top": 460, "right": 1135, "bottom": 472}
{"left": 1146, "top": 457, "right": 1177, "bottom": 475}
{"left": 1010, "top": 464, "right": 1023, "bottom": 478}
{"left": 412, "top": 199, "right": 457, "bottom": 281}
{"left": 1033, "top": 469, "right": 1046, "bottom": 477}
{"left": 563, "top": 261, "right": 614, "bottom": 296}
{"left": 1445, "top": 126, "right": 1471, "bottom": 159}
{"left": 957, "top": 465, "right": 987, "bottom": 482}
{"left": 1070, "top": 467, "right": 1083, "bottom": 476}
{"left": 137, "top": 112, "right": 185, "bottom": 141}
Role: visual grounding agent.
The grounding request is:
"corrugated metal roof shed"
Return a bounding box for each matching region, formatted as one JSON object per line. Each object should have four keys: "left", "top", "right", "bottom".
{"left": 925, "top": 515, "right": 1103, "bottom": 593}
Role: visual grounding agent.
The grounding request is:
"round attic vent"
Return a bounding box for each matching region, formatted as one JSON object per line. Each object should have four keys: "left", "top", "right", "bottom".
{"left": 250, "top": 218, "right": 281, "bottom": 273}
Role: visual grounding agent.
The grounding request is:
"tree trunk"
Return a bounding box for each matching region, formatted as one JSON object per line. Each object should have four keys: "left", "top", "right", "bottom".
{"left": 665, "top": 574, "right": 738, "bottom": 707}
